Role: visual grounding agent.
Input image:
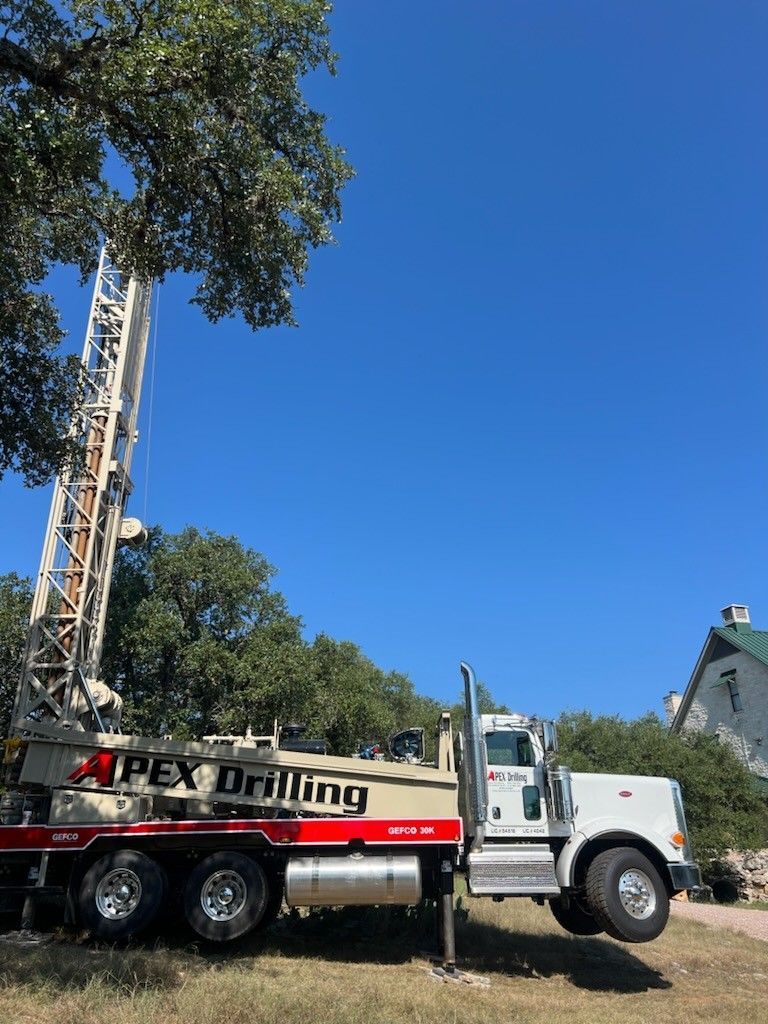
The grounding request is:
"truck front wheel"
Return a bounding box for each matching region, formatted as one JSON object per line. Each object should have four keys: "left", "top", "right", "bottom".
{"left": 585, "top": 847, "right": 669, "bottom": 943}
{"left": 549, "top": 895, "right": 603, "bottom": 936}
{"left": 78, "top": 850, "right": 167, "bottom": 941}
{"left": 183, "top": 851, "right": 269, "bottom": 942}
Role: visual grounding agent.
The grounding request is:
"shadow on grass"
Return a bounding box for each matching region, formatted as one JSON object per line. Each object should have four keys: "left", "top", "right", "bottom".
{"left": 0, "top": 905, "right": 671, "bottom": 995}
{"left": 453, "top": 916, "right": 671, "bottom": 992}
{"left": 236, "top": 906, "right": 672, "bottom": 993}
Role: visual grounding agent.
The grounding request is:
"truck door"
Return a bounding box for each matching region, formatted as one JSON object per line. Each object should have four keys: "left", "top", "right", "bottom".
{"left": 484, "top": 728, "right": 547, "bottom": 838}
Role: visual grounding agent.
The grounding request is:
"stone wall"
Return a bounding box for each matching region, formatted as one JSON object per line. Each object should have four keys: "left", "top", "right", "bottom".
{"left": 705, "top": 849, "right": 768, "bottom": 903}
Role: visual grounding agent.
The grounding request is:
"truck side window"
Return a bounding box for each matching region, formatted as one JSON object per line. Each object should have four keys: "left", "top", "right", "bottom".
{"left": 485, "top": 731, "right": 535, "bottom": 767}
{"left": 523, "top": 785, "right": 542, "bottom": 820}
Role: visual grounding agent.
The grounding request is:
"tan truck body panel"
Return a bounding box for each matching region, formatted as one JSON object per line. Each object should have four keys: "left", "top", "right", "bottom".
{"left": 19, "top": 725, "right": 459, "bottom": 822}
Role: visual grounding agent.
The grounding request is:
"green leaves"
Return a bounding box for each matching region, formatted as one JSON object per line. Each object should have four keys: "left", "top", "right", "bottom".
{"left": 102, "top": 526, "right": 297, "bottom": 737}
{"left": 0, "top": 572, "right": 33, "bottom": 737}
{"left": 0, "top": 1, "right": 353, "bottom": 484}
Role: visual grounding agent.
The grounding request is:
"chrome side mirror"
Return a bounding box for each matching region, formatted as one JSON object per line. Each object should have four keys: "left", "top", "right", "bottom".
{"left": 541, "top": 721, "right": 558, "bottom": 753}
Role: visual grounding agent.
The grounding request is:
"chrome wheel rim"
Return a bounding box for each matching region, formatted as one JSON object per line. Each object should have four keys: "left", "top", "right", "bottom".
{"left": 95, "top": 868, "right": 142, "bottom": 920}
{"left": 200, "top": 869, "right": 247, "bottom": 921}
{"left": 618, "top": 868, "right": 656, "bottom": 919}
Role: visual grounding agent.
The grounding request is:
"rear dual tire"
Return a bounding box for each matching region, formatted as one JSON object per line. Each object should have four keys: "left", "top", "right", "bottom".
{"left": 78, "top": 850, "right": 167, "bottom": 941}
{"left": 183, "top": 851, "right": 270, "bottom": 942}
{"left": 79, "top": 849, "right": 281, "bottom": 944}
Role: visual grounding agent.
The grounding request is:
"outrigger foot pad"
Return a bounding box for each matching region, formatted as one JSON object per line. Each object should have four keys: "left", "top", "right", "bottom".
{"left": 427, "top": 965, "right": 491, "bottom": 986}
{"left": 0, "top": 930, "right": 52, "bottom": 946}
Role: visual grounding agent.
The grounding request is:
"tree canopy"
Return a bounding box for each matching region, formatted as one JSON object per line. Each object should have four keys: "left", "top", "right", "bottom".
{"left": 0, "top": 572, "right": 33, "bottom": 737}
{"left": 0, "top": 1, "right": 353, "bottom": 484}
{"left": 557, "top": 710, "right": 768, "bottom": 859}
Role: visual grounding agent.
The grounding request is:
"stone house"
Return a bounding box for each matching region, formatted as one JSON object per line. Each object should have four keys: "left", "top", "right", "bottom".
{"left": 665, "top": 605, "right": 768, "bottom": 791}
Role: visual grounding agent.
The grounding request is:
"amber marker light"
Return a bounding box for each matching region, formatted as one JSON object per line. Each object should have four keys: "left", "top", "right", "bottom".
{"left": 670, "top": 831, "right": 686, "bottom": 847}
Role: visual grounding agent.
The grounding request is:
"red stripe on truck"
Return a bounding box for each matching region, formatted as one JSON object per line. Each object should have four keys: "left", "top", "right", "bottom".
{"left": 0, "top": 817, "right": 463, "bottom": 853}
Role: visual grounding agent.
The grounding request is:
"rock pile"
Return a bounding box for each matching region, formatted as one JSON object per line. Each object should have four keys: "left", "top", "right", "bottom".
{"left": 706, "top": 849, "right": 768, "bottom": 903}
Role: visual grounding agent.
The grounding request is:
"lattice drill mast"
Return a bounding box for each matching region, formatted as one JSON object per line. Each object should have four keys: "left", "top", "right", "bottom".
{"left": 11, "top": 249, "right": 152, "bottom": 734}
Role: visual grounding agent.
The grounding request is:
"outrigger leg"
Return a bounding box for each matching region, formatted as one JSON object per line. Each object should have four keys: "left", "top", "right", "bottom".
{"left": 439, "top": 855, "right": 456, "bottom": 972}
{"left": 429, "top": 851, "right": 489, "bottom": 986}
{"left": 429, "top": 851, "right": 457, "bottom": 978}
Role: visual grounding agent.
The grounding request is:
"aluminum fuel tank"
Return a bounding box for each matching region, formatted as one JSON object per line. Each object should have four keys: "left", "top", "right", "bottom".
{"left": 285, "top": 853, "right": 422, "bottom": 906}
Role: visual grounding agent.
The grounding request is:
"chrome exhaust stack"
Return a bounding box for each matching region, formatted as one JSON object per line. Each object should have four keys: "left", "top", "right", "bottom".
{"left": 460, "top": 661, "right": 487, "bottom": 852}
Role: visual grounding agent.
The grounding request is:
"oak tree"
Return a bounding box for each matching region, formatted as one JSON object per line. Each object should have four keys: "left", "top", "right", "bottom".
{"left": 0, "top": 1, "right": 352, "bottom": 484}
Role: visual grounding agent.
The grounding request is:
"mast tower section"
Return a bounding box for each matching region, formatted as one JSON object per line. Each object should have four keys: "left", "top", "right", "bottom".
{"left": 12, "top": 250, "right": 152, "bottom": 734}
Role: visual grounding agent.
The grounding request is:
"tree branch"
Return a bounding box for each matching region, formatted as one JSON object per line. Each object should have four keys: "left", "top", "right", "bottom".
{"left": 0, "top": 38, "right": 167, "bottom": 169}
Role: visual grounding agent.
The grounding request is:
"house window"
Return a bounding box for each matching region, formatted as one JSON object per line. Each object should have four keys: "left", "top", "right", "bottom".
{"left": 727, "top": 678, "right": 743, "bottom": 713}
{"left": 721, "top": 670, "right": 743, "bottom": 712}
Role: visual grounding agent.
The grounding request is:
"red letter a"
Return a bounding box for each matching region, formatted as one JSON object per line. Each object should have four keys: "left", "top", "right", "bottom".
{"left": 67, "top": 751, "right": 116, "bottom": 786}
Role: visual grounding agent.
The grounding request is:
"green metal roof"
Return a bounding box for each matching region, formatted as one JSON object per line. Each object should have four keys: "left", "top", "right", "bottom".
{"left": 671, "top": 623, "right": 768, "bottom": 737}
{"left": 712, "top": 626, "right": 768, "bottom": 667}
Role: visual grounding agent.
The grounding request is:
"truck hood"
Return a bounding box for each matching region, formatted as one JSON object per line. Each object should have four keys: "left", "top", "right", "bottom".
{"left": 569, "top": 771, "right": 683, "bottom": 859}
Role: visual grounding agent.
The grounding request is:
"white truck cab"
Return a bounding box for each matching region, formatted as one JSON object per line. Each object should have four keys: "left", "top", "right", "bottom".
{"left": 482, "top": 716, "right": 571, "bottom": 840}
{"left": 459, "top": 664, "right": 700, "bottom": 943}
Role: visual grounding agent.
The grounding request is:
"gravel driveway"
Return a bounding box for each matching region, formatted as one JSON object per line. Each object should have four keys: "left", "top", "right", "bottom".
{"left": 670, "top": 900, "right": 768, "bottom": 942}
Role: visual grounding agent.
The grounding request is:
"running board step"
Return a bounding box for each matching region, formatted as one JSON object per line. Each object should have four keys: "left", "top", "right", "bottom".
{"left": 467, "top": 845, "right": 560, "bottom": 895}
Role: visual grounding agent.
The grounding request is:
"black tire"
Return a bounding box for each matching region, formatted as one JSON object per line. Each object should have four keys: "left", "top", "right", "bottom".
{"left": 585, "top": 847, "right": 669, "bottom": 943}
{"left": 549, "top": 894, "right": 604, "bottom": 936}
{"left": 183, "top": 851, "right": 269, "bottom": 942}
{"left": 78, "top": 849, "right": 167, "bottom": 941}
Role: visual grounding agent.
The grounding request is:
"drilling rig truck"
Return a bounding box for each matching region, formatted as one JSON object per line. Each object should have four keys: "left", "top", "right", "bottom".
{"left": 0, "top": 253, "right": 700, "bottom": 970}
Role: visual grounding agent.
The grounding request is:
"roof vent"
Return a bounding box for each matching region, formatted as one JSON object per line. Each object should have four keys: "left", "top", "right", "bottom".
{"left": 721, "top": 605, "right": 751, "bottom": 632}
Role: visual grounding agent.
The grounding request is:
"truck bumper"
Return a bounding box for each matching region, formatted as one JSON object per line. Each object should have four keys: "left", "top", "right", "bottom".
{"left": 667, "top": 862, "right": 701, "bottom": 891}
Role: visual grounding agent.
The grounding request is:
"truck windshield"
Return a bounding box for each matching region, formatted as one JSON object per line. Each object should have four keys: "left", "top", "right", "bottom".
{"left": 485, "top": 731, "right": 535, "bottom": 768}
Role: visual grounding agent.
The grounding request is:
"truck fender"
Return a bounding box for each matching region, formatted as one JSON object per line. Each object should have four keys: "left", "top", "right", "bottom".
{"left": 555, "top": 818, "right": 676, "bottom": 889}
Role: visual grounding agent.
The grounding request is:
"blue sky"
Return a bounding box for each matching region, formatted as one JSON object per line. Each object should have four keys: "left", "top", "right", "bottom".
{"left": 2, "top": 1, "right": 767, "bottom": 720}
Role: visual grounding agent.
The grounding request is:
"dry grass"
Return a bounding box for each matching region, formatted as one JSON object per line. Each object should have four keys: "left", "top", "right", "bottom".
{"left": 1, "top": 898, "right": 766, "bottom": 1024}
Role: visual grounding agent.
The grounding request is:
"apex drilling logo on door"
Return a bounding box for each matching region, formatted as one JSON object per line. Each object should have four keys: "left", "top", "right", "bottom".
{"left": 487, "top": 769, "right": 528, "bottom": 783}
{"left": 66, "top": 751, "right": 369, "bottom": 815}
